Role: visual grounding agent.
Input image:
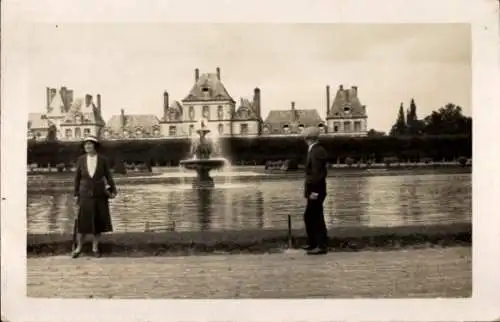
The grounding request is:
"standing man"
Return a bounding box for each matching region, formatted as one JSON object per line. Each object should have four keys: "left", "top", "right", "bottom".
{"left": 302, "top": 126, "right": 329, "bottom": 255}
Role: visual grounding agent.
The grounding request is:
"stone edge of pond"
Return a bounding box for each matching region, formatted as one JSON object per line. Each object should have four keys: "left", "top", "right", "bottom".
{"left": 27, "top": 223, "right": 471, "bottom": 257}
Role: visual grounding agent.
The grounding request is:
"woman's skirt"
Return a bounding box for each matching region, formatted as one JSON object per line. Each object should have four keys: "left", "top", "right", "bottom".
{"left": 76, "top": 197, "right": 113, "bottom": 234}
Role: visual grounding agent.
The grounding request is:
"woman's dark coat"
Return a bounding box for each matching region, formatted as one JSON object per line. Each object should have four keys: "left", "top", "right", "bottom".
{"left": 74, "top": 154, "right": 117, "bottom": 234}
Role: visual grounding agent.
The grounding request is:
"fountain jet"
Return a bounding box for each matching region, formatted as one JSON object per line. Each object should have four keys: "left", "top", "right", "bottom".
{"left": 179, "top": 118, "right": 226, "bottom": 188}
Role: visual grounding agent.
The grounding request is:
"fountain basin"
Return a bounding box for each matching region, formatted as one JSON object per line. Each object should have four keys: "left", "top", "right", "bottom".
{"left": 179, "top": 158, "right": 226, "bottom": 171}
{"left": 179, "top": 158, "right": 227, "bottom": 188}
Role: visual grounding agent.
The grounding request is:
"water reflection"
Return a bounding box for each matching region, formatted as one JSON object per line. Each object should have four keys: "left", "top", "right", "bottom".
{"left": 27, "top": 173, "right": 472, "bottom": 234}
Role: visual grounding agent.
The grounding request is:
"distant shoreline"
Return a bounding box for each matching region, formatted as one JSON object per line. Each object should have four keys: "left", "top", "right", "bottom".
{"left": 26, "top": 164, "right": 471, "bottom": 191}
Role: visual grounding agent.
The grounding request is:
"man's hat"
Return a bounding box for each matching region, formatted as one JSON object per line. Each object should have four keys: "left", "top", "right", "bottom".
{"left": 302, "top": 126, "right": 321, "bottom": 140}
{"left": 82, "top": 134, "right": 99, "bottom": 144}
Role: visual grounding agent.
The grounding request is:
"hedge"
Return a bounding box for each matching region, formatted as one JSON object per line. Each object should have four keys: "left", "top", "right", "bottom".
{"left": 27, "top": 135, "right": 472, "bottom": 166}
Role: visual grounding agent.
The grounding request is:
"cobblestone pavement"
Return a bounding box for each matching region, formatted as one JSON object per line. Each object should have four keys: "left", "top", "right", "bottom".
{"left": 27, "top": 247, "right": 471, "bottom": 299}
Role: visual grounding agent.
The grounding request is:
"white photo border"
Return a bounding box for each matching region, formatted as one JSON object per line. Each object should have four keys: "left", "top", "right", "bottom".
{"left": 2, "top": 0, "right": 499, "bottom": 321}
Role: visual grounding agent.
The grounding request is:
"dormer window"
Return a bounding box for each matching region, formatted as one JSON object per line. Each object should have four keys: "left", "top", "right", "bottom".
{"left": 343, "top": 104, "right": 352, "bottom": 114}
{"left": 298, "top": 124, "right": 305, "bottom": 133}
{"left": 283, "top": 124, "right": 290, "bottom": 134}
{"left": 263, "top": 125, "right": 269, "bottom": 134}
{"left": 202, "top": 87, "right": 209, "bottom": 92}
{"left": 103, "top": 130, "right": 110, "bottom": 137}
{"left": 135, "top": 128, "right": 142, "bottom": 136}
{"left": 75, "top": 115, "right": 82, "bottom": 123}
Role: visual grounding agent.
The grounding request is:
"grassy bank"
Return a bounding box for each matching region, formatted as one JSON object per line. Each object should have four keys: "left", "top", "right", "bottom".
{"left": 28, "top": 223, "right": 471, "bottom": 257}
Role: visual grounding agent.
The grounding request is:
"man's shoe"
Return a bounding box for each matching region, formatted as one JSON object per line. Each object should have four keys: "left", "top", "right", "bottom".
{"left": 301, "top": 245, "right": 316, "bottom": 251}
{"left": 307, "top": 247, "right": 328, "bottom": 255}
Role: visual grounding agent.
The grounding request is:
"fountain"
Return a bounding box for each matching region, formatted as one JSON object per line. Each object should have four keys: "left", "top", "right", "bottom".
{"left": 179, "top": 118, "right": 227, "bottom": 189}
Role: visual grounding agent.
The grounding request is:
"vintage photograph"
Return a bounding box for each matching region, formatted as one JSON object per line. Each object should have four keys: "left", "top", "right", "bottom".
{"left": 23, "top": 22, "right": 473, "bottom": 299}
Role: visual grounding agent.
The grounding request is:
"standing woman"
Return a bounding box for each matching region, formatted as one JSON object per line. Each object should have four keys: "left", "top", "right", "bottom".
{"left": 72, "top": 135, "right": 117, "bottom": 258}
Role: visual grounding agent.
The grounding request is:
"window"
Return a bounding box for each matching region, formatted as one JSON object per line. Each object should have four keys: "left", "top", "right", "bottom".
{"left": 83, "top": 128, "right": 91, "bottom": 137}
{"left": 136, "top": 129, "right": 142, "bottom": 136}
{"left": 298, "top": 124, "right": 305, "bottom": 133}
{"left": 189, "top": 124, "right": 194, "bottom": 136}
{"left": 354, "top": 121, "right": 361, "bottom": 132}
{"left": 103, "top": 130, "right": 110, "bottom": 137}
{"left": 75, "top": 115, "right": 82, "bottom": 123}
{"left": 123, "top": 130, "right": 129, "bottom": 137}
{"left": 343, "top": 121, "right": 351, "bottom": 132}
{"left": 217, "top": 106, "right": 223, "bottom": 120}
{"left": 240, "top": 109, "right": 248, "bottom": 119}
{"left": 153, "top": 129, "right": 160, "bottom": 136}
{"left": 74, "top": 127, "right": 81, "bottom": 138}
{"left": 65, "top": 129, "right": 72, "bottom": 138}
{"left": 169, "top": 126, "right": 177, "bottom": 136}
{"left": 283, "top": 125, "right": 290, "bottom": 134}
{"left": 189, "top": 106, "right": 195, "bottom": 120}
{"left": 333, "top": 122, "right": 340, "bottom": 132}
{"left": 240, "top": 123, "right": 248, "bottom": 135}
{"left": 262, "top": 126, "right": 269, "bottom": 134}
{"left": 218, "top": 123, "right": 224, "bottom": 135}
{"left": 343, "top": 104, "right": 352, "bottom": 114}
{"left": 202, "top": 106, "right": 210, "bottom": 119}
{"left": 318, "top": 124, "right": 325, "bottom": 133}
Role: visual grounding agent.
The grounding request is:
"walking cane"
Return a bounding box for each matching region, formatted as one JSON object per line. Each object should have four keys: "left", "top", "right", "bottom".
{"left": 71, "top": 197, "right": 79, "bottom": 251}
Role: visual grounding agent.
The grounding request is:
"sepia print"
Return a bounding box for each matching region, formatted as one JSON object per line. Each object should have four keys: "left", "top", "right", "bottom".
{"left": 3, "top": 1, "right": 500, "bottom": 320}
{"left": 25, "top": 23, "right": 472, "bottom": 299}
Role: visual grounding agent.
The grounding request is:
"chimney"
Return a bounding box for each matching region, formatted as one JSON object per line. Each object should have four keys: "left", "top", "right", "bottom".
{"left": 291, "top": 101, "right": 295, "bottom": 111}
{"left": 120, "top": 109, "right": 126, "bottom": 128}
{"left": 46, "top": 87, "right": 51, "bottom": 109}
{"left": 60, "top": 86, "right": 67, "bottom": 106}
{"left": 326, "top": 85, "right": 330, "bottom": 116}
{"left": 163, "top": 91, "right": 169, "bottom": 120}
{"left": 253, "top": 87, "right": 261, "bottom": 118}
{"left": 85, "top": 94, "right": 93, "bottom": 107}
{"left": 216, "top": 67, "right": 220, "bottom": 80}
{"left": 339, "top": 84, "right": 344, "bottom": 91}
{"left": 67, "top": 90, "right": 74, "bottom": 106}
{"left": 351, "top": 86, "right": 358, "bottom": 97}
{"left": 96, "top": 94, "right": 101, "bottom": 114}
{"left": 195, "top": 68, "right": 200, "bottom": 81}
{"left": 362, "top": 105, "right": 366, "bottom": 114}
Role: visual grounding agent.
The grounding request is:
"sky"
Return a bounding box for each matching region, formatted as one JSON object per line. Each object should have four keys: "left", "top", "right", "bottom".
{"left": 26, "top": 23, "right": 471, "bottom": 133}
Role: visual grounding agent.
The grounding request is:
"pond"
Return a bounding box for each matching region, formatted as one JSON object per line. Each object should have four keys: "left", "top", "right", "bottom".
{"left": 27, "top": 173, "right": 471, "bottom": 234}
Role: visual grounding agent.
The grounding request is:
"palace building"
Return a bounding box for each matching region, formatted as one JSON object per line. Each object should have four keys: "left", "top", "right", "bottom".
{"left": 28, "top": 87, "right": 105, "bottom": 141}
{"left": 28, "top": 69, "right": 368, "bottom": 141}
{"left": 102, "top": 67, "right": 263, "bottom": 139}
{"left": 262, "top": 84, "right": 368, "bottom": 136}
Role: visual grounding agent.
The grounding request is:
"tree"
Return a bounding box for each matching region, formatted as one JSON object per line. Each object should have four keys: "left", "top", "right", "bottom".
{"left": 367, "top": 129, "right": 385, "bottom": 137}
{"left": 389, "top": 103, "right": 407, "bottom": 136}
{"left": 406, "top": 98, "right": 425, "bottom": 135}
{"left": 423, "top": 103, "right": 471, "bottom": 135}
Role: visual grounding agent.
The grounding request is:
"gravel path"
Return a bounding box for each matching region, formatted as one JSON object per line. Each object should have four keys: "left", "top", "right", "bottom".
{"left": 27, "top": 247, "right": 471, "bottom": 299}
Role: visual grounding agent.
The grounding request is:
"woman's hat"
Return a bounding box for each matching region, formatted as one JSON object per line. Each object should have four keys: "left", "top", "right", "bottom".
{"left": 82, "top": 134, "right": 99, "bottom": 144}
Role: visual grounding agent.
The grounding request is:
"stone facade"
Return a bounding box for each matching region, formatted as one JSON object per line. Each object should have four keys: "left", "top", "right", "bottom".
{"left": 28, "top": 76, "right": 368, "bottom": 141}
{"left": 28, "top": 87, "right": 105, "bottom": 141}
{"left": 325, "top": 84, "right": 368, "bottom": 136}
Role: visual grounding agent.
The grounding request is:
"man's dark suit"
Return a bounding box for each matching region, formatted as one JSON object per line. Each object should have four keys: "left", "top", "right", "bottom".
{"left": 303, "top": 143, "right": 328, "bottom": 250}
